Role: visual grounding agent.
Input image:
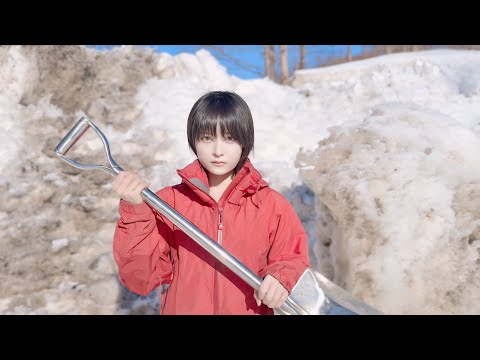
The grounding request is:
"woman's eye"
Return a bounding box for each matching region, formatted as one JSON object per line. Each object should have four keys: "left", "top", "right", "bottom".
{"left": 225, "top": 135, "right": 235, "bottom": 142}
{"left": 201, "top": 135, "right": 212, "bottom": 141}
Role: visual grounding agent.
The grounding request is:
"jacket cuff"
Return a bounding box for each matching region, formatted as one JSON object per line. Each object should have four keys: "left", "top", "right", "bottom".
{"left": 260, "top": 266, "right": 294, "bottom": 294}
{"left": 269, "top": 270, "right": 293, "bottom": 294}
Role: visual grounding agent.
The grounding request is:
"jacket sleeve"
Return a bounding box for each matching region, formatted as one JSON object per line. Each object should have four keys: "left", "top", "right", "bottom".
{"left": 258, "top": 195, "right": 310, "bottom": 294}
{"left": 112, "top": 187, "right": 175, "bottom": 296}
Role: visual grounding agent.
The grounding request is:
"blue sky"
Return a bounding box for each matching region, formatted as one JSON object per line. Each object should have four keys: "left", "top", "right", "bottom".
{"left": 93, "top": 45, "right": 367, "bottom": 79}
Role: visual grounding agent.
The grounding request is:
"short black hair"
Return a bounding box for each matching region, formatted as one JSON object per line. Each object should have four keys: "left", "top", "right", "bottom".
{"left": 187, "top": 91, "right": 254, "bottom": 174}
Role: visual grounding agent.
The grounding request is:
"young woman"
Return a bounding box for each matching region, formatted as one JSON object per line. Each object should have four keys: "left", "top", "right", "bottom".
{"left": 112, "top": 91, "right": 309, "bottom": 314}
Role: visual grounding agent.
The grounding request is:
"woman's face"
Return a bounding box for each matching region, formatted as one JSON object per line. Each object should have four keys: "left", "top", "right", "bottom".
{"left": 195, "top": 122, "right": 242, "bottom": 178}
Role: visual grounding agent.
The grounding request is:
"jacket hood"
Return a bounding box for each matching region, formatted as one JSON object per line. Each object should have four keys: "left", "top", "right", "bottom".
{"left": 176, "top": 158, "right": 269, "bottom": 207}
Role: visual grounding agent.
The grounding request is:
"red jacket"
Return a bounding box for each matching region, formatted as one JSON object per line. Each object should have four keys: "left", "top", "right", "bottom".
{"left": 113, "top": 158, "right": 309, "bottom": 315}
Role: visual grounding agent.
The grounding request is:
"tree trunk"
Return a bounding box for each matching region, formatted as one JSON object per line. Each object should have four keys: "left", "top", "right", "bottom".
{"left": 264, "top": 45, "right": 276, "bottom": 81}
{"left": 347, "top": 45, "right": 352, "bottom": 61}
{"left": 299, "top": 45, "right": 306, "bottom": 69}
{"left": 280, "top": 45, "right": 289, "bottom": 84}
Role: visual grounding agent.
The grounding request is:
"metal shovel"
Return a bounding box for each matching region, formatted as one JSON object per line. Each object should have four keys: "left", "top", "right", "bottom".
{"left": 54, "top": 117, "right": 383, "bottom": 315}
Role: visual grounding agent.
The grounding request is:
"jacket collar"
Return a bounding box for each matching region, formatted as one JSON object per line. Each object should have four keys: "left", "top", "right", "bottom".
{"left": 176, "top": 158, "right": 269, "bottom": 207}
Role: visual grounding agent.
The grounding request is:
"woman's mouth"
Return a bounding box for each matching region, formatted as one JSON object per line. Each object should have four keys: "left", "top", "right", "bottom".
{"left": 211, "top": 161, "right": 226, "bottom": 166}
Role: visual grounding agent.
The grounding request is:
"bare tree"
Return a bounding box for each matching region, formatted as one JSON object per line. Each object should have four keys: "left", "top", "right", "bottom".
{"left": 411, "top": 45, "right": 427, "bottom": 51}
{"left": 347, "top": 45, "right": 352, "bottom": 61}
{"left": 203, "top": 45, "right": 264, "bottom": 78}
{"left": 299, "top": 45, "right": 306, "bottom": 69}
{"left": 264, "top": 45, "right": 276, "bottom": 81}
{"left": 280, "top": 45, "right": 289, "bottom": 84}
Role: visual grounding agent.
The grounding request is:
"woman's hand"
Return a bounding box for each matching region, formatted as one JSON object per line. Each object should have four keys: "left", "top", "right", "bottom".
{"left": 112, "top": 171, "right": 150, "bottom": 205}
{"left": 254, "top": 274, "right": 289, "bottom": 309}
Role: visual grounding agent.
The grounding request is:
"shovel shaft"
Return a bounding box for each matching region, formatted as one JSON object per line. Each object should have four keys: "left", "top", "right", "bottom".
{"left": 142, "top": 188, "right": 261, "bottom": 288}
{"left": 139, "top": 187, "right": 306, "bottom": 315}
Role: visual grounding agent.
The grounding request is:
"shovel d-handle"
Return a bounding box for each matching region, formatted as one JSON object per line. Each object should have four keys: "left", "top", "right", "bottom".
{"left": 54, "top": 117, "right": 124, "bottom": 176}
{"left": 54, "top": 117, "right": 308, "bottom": 315}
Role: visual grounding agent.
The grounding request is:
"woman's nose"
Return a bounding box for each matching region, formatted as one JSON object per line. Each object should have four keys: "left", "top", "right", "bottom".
{"left": 213, "top": 140, "right": 223, "bottom": 157}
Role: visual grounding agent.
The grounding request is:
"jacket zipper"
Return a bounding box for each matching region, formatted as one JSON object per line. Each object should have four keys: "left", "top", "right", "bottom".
{"left": 214, "top": 206, "right": 223, "bottom": 314}
{"left": 217, "top": 207, "right": 223, "bottom": 245}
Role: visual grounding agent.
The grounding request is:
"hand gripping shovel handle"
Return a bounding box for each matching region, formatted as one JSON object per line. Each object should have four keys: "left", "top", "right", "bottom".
{"left": 55, "top": 117, "right": 308, "bottom": 315}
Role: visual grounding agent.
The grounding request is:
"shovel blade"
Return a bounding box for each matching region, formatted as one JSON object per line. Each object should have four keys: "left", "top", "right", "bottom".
{"left": 274, "top": 268, "right": 383, "bottom": 315}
